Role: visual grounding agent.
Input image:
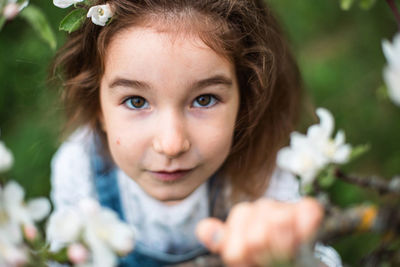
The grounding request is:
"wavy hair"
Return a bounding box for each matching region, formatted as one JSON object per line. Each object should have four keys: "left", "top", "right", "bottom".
{"left": 51, "top": 0, "right": 302, "bottom": 202}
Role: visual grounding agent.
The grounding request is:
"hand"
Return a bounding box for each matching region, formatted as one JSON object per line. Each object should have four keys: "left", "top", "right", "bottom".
{"left": 195, "top": 198, "right": 323, "bottom": 267}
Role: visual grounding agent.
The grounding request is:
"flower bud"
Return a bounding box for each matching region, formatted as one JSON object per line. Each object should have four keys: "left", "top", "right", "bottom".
{"left": 67, "top": 243, "right": 89, "bottom": 264}
{"left": 3, "top": 3, "right": 20, "bottom": 20}
{"left": 23, "top": 224, "right": 38, "bottom": 241}
{"left": 3, "top": 246, "right": 27, "bottom": 267}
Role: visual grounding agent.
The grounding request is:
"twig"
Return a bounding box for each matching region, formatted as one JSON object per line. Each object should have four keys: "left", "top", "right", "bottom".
{"left": 360, "top": 237, "right": 395, "bottom": 267}
{"left": 386, "top": 0, "right": 400, "bottom": 31}
{"left": 334, "top": 169, "right": 400, "bottom": 195}
{"left": 317, "top": 204, "right": 400, "bottom": 243}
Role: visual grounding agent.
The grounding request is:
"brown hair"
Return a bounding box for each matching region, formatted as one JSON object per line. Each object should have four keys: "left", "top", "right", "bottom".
{"left": 51, "top": 0, "right": 302, "bottom": 202}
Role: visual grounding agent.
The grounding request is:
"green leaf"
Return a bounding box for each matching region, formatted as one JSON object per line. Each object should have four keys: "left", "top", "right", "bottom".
{"left": 59, "top": 8, "right": 86, "bottom": 34}
{"left": 19, "top": 5, "right": 57, "bottom": 50}
{"left": 340, "top": 0, "right": 355, "bottom": 10}
{"left": 377, "top": 84, "right": 389, "bottom": 101}
{"left": 47, "top": 247, "right": 69, "bottom": 263}
{"left": 318, "top": 166, "right": 336, "bottom": 188}
{"left": 349, "top": 144, "right": 370, "bottom": 161}
{"left": 359, "top": 0, "right": 377, "bottom": 10}
{"left": 301, "top": 182, "right": 313, "bottom": 196}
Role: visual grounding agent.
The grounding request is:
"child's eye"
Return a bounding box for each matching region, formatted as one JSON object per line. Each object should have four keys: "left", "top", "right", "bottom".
{"left": 192, "top": 94, "right": 218, "bottom": 108}
{"left": 123, "top": 96, "right": 149, "bottom": 110}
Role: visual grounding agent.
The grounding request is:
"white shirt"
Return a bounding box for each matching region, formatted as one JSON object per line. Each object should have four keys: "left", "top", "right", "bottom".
{"left": 50, "top": 128, "right": 341, "bottom": 266}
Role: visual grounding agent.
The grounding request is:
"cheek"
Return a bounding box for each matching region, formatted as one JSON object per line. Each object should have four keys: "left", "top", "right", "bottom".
{"left": 194, "top": 116, "right": 236, "bottom": 164}
{"left": 104, "top": 122, "right": 149, "bottom": 167}
{"left": 107, "top": 134, "right": 147, "bottom": 175}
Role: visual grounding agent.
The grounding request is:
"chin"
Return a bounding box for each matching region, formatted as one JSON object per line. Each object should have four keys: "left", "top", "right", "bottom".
{"left": 149, "top": 188, "right": 192, "bottom": 203}
{"left": 154, "top": 193, "right": 188, "bottom": 203}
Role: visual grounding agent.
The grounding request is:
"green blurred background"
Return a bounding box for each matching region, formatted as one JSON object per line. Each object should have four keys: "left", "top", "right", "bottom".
{"left": 0, "top": 0, "right": 399, "bottom": 265}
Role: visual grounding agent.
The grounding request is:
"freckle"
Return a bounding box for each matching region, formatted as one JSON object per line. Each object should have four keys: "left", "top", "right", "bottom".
{"left": 116, "top": 139, "right": 121, "bottom": 145}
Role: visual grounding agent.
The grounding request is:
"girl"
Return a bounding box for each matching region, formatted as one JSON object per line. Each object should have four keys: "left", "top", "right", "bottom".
{"left": 50, "top": 0, "right": 342, "bottom": 266}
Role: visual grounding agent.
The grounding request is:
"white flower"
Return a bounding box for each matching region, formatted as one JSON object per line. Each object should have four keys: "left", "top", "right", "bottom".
{"left": 0, "top": 233, "right": 28, "bottom": 267}
{"left": 277, "top": 132, "right": 327, "bottom": 186}
{"left": 47, "top": 208, "right": 83, "bottom": 245}
{"left": 47, "top": 198, "right": 135, "bottom": 267}
{"left": 87, "top": 4, "right": 113, "bottom": 26}
{"left": 307, "top": 108, "right": 352, "bottom": 164}
{"left": 0, "top": 141, "right": 14, "bottom": 173}
{"left": 0, "top": 221, "right": 27, "bottom": 266}
{"left": 0, "top": 181, "right": 48, "bottom": 267}
{"left": 2, "top": 181, "right": 51, "bottom": 227}
{"left": 53, "top": 0, "right": 83, "bottom": 9}
{"left": 0, "top": 181, "right": 50, "bottom": 266}
{"left": 277, "top": 108, "right": 351, "bottom": 188}
{"left": 382, "top": 33, "right": 400, "bottom": 106}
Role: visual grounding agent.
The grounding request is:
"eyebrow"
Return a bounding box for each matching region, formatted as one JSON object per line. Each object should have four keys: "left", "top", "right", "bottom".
{"left": 109, "top": 78, "right": 151, "bottom": 90}
{"left": 108, "top": 74, "right": 233, "bottom": 91}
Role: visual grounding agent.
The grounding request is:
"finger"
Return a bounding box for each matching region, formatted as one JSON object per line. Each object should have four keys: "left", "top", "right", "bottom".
{"left": 246, "top": 200, "right": 273, "bottom": 252}
{"left": 222, "top": 202, "right": 254, "bottom": 265}
{"left": 251, "top": 200, "right": 296, "bottom": 265}
{"left": 196, "top": 218, "right": 225, "bottom": 253}
{"left": 295, "top": 198, "right": 323, "bottom": 242}
{"left": 265, "top": 207, "right": 296, "bottom": 260}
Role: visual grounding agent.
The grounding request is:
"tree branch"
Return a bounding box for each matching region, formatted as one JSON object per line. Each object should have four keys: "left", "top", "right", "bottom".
{"left": 317, "top": 204, "right": 400, "bottom": 243}
{"left": 334, "top": 169, "right": 400, "bottom": 195}
{"left": 386, "top": 0, "right": 400, "bottom": 31}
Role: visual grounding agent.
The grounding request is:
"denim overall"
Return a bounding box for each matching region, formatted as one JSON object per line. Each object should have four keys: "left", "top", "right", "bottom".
{"left": 90, "top": 137, "right": 227, "bottom": 266}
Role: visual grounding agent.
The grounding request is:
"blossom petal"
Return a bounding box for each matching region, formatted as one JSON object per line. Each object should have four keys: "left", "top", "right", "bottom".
{"left": 332, "top": 144, "right": 352, "bottom": 163}
{"left": 0, "top": 141, "right": 14, "bottom": 173}
{"left": 27, "top": 198, "right": 51, "bottom": 221}
{"left": 307, "top": 124, "right": 324, "bottom": 140}
{"left": 2, "top": 245, "right": 28, "bottom": 267}
{"left": 47, "top": 209, "right": 83, "bottom": 244}
{"left": 87, "top": 4, "right": 112, "bottom": 26}
{"left": 383, "top": 66, "right": 400, "bottom": 106}
{"left": 382, "top": 34, "right": 400, "bottom": 69}
{"left": 0, "top": 222, "right": 23, "bottom": 244}
{"left": 53, "top": 0, "right": 83, "bottom": 8}
{"left": 334, "top": 130, "right": 345, "bottom": 146}
{"left": 107, "top": 223, "right": 135, "bottom": 254}
{"left": 290, "top": 132, "right": 309, "bottom": 149}
{"left": 4, "top": 181, "right": 24, "bottom": 206}
{"left": 316, "top": 108, "right": 334, "bottom": 137}
{"left": 84, "top": 227, "right": 117, "bottom": 267}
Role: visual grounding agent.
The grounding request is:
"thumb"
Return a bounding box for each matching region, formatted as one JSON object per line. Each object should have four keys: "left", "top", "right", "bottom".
{"left": 196, "top": 218, "right": 225, "bottom": 253}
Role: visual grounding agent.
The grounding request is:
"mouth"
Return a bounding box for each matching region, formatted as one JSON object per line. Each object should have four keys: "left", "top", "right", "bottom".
{"left": 148, "top": 169, "right": 194, "bottom": 183}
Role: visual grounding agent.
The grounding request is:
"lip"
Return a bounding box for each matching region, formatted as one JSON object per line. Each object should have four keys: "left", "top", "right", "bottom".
{"left": 149, "top": 169, "right": 193, "bottom": 182}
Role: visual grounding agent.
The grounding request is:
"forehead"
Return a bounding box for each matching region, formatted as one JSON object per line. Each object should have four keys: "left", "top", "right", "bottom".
{"left": 103, "top": 26, "right": 235, "bottom": 84}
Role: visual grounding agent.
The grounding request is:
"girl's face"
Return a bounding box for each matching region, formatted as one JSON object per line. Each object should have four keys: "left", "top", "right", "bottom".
{"left": 99, "top": 26, "right": 239, "bottom": 203}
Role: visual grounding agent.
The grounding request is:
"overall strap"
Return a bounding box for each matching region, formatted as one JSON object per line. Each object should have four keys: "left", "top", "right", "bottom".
{"left": 208, "top": 174, "right": 229, "bottom": 221}
{"left": 90, "top": 134, "right": 125, "bottom": 221}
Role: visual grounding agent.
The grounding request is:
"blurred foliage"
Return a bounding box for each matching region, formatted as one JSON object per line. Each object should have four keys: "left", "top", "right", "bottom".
{"left": 0, "top": 0, "right": 65, "bottom": 198}
{"left": 268, "top": 1, "right": 400, "bottom": 265}
{"left": 0, "top": 0, "right": 399, "bottom": 265}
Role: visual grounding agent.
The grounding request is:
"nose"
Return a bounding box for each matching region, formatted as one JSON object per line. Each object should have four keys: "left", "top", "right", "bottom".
{"left": 152, "top": 111, "right": 191, "bottom": 158}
